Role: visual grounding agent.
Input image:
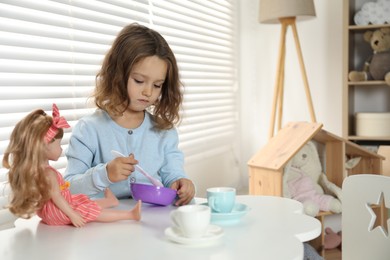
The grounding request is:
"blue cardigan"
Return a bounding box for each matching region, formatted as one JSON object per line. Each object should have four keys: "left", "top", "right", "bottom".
{"left": 64, "top": 109, "right": 187, "bottom": 199}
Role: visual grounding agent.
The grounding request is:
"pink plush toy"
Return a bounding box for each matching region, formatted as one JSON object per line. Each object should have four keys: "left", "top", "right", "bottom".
{"left": 324, "top": 227, "right": 342, "bottom": 250}
{"left": 283, "top": 141, "right": 342, "bottom": 217}
{"left": 286, "top": 167, "right": 338, "bottom": 214}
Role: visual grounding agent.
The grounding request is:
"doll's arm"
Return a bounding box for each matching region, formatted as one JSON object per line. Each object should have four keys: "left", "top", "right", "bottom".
{"left": 46, "top": 170, "right": 86, "bottom": 227}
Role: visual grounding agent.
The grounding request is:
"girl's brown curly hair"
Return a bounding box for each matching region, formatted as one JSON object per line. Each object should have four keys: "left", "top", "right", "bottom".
{"left": 94, "top": 23, "right": 183, "bottom": 130}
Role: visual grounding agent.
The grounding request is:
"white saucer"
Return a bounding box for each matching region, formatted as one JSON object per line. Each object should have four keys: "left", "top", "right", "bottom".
{"left": 164, "top": 224, "right": 224, "bottom": 246}
{"left": 201, "top": 202, "right": 250, "bottom": 224}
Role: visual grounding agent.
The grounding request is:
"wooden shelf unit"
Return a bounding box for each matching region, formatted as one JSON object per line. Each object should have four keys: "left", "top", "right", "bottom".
{"left": 342, "top": 0, "right": 390, "bottom": 144}
{"left": 248, "top": 121, "right": 384, "bottom": 258}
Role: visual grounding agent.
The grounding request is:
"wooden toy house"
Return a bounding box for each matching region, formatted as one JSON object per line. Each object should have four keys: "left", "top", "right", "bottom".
{"left": 247, "top": 121, "right": 385, "bottom": 257}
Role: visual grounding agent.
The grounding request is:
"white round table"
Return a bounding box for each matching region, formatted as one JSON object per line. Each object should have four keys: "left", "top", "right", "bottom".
{"left": 0, "top": 195, "right": 321, "bottom": 260}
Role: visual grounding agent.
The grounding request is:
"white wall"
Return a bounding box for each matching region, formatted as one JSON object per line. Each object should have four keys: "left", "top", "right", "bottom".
{"left": 184, "top": 0, "right": 344, "bottom": 197}
{"left": 239, "top": 0, "right": 344, "bottom": 191}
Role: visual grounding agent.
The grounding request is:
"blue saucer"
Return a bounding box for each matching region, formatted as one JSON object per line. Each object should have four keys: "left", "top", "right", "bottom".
{"left": 201, "top": 202, "right": 250, "bottom": 224}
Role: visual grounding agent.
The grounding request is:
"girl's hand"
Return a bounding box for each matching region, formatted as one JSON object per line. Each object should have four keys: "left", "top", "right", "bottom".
{"left": 69, "top": 212, "right": 87, "bottom": 227}
{"left": 170, "top": 178, "right": 195, "bottom": 206}
{"left": 107, "top": 154, "right": 138, "bottom": 182}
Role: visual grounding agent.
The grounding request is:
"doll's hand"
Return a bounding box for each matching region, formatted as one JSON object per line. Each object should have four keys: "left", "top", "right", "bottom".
{"left": 70, "top": 212, "right": 87, "bottom": 228}
{"left": 107, "top": 154, "right": 138, "bottom": 182}
{"left": 170, "top": 178, "right": 195, "bottom": 206}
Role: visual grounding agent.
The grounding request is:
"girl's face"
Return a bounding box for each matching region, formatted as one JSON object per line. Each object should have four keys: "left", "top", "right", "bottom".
{"left": 46, "top": 138, "right": 62, "bottom": 161}
{"left": 126, "top": 55, "right": 167, "bottom": 112}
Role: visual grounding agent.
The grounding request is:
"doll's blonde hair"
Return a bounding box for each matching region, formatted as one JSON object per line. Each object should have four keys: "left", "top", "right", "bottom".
{"left": 3, "top": 109, "right": 63, "bottom": 218}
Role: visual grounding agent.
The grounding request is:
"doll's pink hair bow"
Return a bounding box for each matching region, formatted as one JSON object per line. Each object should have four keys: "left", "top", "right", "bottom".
{"left": 44, "top": 104, "right": 70, "bottom": 143}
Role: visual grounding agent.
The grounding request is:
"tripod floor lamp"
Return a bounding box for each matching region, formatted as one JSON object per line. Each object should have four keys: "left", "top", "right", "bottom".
{"left": 259, "top": 0, "right": 317, "bottom": 138}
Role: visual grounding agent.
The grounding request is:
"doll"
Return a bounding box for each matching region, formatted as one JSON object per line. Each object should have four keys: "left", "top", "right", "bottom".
{"left": 3, "top": 104, "right": 141, "bottom": 227}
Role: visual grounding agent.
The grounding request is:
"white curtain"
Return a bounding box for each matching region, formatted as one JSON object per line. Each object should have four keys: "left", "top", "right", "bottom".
{"left": 0, "top": 0, "right": 238, "bottom": 174}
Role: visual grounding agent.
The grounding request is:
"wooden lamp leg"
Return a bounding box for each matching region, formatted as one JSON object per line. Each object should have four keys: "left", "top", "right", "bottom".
{"left": 291, "top": 22, "right": 317, "bottom": 122}
{"left": 277, "top": 42, "right": 286, "bottom": 132}
{"left": 268, "top": 17, "right": 317, "bottom": 139}
{"left": 269, "top": 22, "right": 288, "bottom": 139}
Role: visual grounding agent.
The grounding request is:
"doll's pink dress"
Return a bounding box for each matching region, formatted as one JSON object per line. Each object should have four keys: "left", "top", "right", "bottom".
{"left": 37, "top": 166, "right": 101, "bottom": 225}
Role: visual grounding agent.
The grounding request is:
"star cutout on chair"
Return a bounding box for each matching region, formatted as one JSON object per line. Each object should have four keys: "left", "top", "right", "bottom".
{"left": 367, "top": 192, "right": 390, "bottom": 237}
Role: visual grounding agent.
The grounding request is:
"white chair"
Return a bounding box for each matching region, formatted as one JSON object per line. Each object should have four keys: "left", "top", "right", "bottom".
{"left": 0, "top": 169, "right": 18, "bottom": 231}
{"left": 0, "top": 196, "right": 18, "bottom": 231}
{"left": 342, "top": 174, "right": 390, "bottom": 260}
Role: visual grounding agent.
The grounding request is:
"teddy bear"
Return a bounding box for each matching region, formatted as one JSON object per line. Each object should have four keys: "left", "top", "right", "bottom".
{"left": 348, "top": 28, "right": 390, "bottom": 86}
{"left": 282, "top": 141, "right": 342, "bottom": 217}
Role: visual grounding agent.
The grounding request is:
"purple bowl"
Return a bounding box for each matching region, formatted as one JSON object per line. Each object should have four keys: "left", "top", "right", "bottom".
{"left": 130, "top": 183, "right": 177, "bottom": 206}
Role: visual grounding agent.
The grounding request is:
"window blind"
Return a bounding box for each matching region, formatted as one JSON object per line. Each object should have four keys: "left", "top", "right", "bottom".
{"left": 0, "top": 0, "right": 238, "bottom": 174}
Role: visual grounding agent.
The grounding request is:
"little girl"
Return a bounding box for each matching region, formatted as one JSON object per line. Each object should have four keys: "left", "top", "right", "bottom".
{"left": 65, "top": 23, "right": 195, "bottom": 205}
{"left": 3, "top": 104, "right": 141, "bottom": 227}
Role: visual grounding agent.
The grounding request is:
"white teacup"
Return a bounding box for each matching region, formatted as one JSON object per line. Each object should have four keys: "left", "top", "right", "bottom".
{"left": 170, "top": 205, "right": 211, "bottom": 238}
{"left": 207, "top": 187, "right": 236, "bottom": 213}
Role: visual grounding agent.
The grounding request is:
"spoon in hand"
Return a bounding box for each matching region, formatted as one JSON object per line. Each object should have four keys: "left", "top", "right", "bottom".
{"left": 111, "top": 150, "right": 164, "bottom": 187}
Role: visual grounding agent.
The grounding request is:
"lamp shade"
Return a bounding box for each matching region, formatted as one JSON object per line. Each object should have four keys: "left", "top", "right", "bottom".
{"left": 259, "top": 0, "right": 316, "bottom": 24}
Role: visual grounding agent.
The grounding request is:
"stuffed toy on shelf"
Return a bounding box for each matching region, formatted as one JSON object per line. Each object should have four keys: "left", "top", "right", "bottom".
{"left": 348, "top": 27, "right": 390, "bottom": 86}
{"left": 282, "top": 141, "right": 342, "bottom": 217}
